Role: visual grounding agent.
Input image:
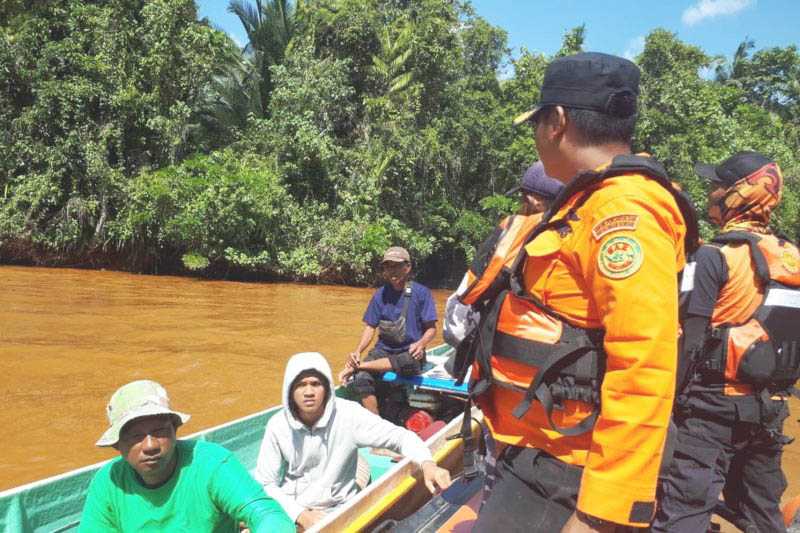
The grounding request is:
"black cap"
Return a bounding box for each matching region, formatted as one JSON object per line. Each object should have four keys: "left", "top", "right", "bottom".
{"left": 694, "top": 151, "right": 774, "bottom": 187}
{"left": 514, "top": 52, "right": 640, "bottom": 126}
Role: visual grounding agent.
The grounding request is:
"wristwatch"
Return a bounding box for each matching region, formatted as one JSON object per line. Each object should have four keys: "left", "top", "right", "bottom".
{"left": 577, "top": 509, "right": 614, "bottom": 528}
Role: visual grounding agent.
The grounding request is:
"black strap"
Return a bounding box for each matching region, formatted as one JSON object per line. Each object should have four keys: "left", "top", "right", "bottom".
{"left": 466, "top": 290, "right": 508, "bottom": 391}
{"left": 712, "top": 231, "right": 771, "bottom": 283}
{"left": 448, "top": 397, "right": 479, "bottom": 480}
{"left": 400, "top": 283, "right": 413, "bottom": 320}
{"left": 510, "top": 338, "right": 600, "bottom": 437}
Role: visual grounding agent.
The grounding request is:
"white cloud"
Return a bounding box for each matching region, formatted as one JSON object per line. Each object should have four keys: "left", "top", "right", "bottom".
{"left": 682, "top": 0, "right": 755, "bottom": 26}
{"left": 623, "top": 36, "right": 645, "bottom": 62}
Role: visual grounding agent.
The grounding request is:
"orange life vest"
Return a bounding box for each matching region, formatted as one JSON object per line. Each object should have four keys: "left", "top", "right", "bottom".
{"left": 459, "top": 214, "right": 543, "bottom": 308}
{"left": 697, "top": 231, "right": 800, "bottom": 394}
{"left": 452, "top": 154, "right": 699, "bottom": 526}
{"left": 469, "top": 155, "right": 698, "bottom": 435}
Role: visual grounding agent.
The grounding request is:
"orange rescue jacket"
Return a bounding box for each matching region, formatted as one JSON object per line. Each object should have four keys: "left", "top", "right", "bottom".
{"left": 471, "top": 154, "right": 698, "bottom": 527}
{"left": 696, "top": 231, "right": 800, "bottom": 396}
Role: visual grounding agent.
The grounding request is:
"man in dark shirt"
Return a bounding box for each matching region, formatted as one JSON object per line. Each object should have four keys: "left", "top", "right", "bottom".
{"left": 339, "top": 246, "right": 437, "bottom": 418}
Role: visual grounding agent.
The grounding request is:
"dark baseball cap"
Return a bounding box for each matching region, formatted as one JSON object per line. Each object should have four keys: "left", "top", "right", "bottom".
{"left": 694, "top": 151, "right": 774, "bottom": 187}
{"left": 506, "top": 161, "right": 564, "bottom": 200}
{"left": 513, "top": 52, "right": 640, "bottom": 126}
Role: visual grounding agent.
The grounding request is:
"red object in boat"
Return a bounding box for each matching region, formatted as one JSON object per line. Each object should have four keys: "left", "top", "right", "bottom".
{"left": 782, "top": 493, "right": 800, "bottom": 527}
{"left": 405, "top": 409, "right": 435, "bottom": 434}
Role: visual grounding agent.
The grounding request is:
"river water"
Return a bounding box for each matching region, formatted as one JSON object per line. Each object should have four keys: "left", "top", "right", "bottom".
{"left": 3, "top": 265, "right": 800, "bottom": 520}
{"left": 0, "top": 265, "right": 450, "bottom": 490}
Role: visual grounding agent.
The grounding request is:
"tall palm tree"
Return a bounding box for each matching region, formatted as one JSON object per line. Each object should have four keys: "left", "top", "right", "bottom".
{"left": 228, "top": 0, "right": 297, "bottom": 114}
{"left": 715, "top": 38, "right": 754, "bottom": 88}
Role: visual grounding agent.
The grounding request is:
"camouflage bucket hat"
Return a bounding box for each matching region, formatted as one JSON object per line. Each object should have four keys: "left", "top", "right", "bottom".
{"left": 96, "top": 380, "right": 190, "bottom": 447}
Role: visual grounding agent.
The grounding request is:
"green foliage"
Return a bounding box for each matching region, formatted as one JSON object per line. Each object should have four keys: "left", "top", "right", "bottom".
{"left": 636, "top": 30, "right": 800, "bottom": 238}
{"left": 0, "top": 0, "right": 228, "bottom": 255}
{"left": 182, "top": 252, "right": 210, "bottom": 271}
{"left": 110, "top": 150, "right": 300, "bottom": 273}
{"left": 2, "top": 5, "right": 799, "bottom": 284}
{"left": 556, "top": 25, "right": 586, "bottom": 57}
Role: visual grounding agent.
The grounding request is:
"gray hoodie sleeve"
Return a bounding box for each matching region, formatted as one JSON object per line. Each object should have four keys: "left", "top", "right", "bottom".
{"left": 254, "top": 417, "right": 305, "bottom": 524}
{"left": 349, "top": 402, "right": 433, "bottom": 465}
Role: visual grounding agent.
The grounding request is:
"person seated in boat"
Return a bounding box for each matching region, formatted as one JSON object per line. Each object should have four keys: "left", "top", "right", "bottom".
{"left": 256, "top": 352, "right": 452, "bottom": 531}
{"left": 339, "top": 246, "right": 437, "bottom": 418}
{"left": 78, "top": 380, "right": 294, "bottom": 533}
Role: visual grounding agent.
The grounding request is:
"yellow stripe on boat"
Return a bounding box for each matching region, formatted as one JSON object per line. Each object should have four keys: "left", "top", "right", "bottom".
{"left": 342, "top": 436, "right": 463, "bottom": 533}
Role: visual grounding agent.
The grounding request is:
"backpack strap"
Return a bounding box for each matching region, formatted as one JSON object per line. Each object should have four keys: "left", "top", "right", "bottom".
{"left": 712, "top": 232, "right": 770, "bottom": 284}
{"left": 400, "top": 283, "right": 413, "bottom": 320}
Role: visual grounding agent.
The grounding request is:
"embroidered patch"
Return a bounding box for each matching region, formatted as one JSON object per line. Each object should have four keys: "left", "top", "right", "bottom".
{"left": 591, "top": 214, "right": 639, "bottom": 241}
{"left": 598, "top": 235, "right": 644, "bottom": 279}
{"left": 781, "top": 250, "right": 800, "bottom": 274}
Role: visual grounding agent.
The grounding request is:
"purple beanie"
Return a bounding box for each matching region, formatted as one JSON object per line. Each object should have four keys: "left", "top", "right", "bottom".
{"left": 506, "top": 161, "right": 564, "bottom": 200}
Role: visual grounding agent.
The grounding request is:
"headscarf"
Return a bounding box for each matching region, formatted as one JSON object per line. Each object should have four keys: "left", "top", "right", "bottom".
{"left": 713, "top": 162, "right": 783, "bottom": 234}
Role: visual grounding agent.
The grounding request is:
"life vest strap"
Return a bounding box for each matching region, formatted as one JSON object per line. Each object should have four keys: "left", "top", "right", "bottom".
{"left": 712, "top": 232, "right": 771, "bottom": 283}
{"left": 510, "top": 339, "right": 601, "bottom": 436}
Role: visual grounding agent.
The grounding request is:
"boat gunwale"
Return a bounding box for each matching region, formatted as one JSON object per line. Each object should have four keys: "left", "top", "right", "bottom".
{"left": 311, "top": 407, "right": 480, "bottom": 532}
{"left": 0, "top": 404, "right": 281, "bottom": 498}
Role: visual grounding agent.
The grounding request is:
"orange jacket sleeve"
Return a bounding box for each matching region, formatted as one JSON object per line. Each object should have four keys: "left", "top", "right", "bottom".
{"left": 574, "top": 191, "right": 685, "bottom": 526}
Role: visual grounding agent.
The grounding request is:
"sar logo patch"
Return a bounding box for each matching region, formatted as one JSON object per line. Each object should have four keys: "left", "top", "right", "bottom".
{"left": 592, "top": 214, "right": 639, "bottom": 241}
{"left": 598, "top": 235, "right": 644, "bottom": 279}
{"left": 781, "top": 250, "right": 800, "bottom": 274}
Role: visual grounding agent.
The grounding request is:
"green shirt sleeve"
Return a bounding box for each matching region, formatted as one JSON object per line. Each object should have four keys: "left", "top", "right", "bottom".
{"left": 78, "top": 468, "right": 118, "bottom": 533}
{"left": 208, "top": 453, "right": 295, "bottom": 533}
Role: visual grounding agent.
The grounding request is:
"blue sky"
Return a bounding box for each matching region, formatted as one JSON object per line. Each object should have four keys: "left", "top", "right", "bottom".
{"left": 197, "top": 0, "right": 798, "bottom": 64}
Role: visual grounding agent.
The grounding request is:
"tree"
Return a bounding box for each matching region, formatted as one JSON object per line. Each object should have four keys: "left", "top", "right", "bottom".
{"left": 556, "top": 24, "right": 585, "bottom": 57}
{"left": 717, "top": 40, "right": 800, "bottom": 124}
{"left": 228, "top": 0, "right": 297, "bottom": 114}
{"left": 0, "top": 0, "right": 228, "bottom": 258}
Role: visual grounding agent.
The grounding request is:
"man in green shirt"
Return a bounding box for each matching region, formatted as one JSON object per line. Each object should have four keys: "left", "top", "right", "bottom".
{"left": 79, "top": 380, "right": 294, "bottom": 532}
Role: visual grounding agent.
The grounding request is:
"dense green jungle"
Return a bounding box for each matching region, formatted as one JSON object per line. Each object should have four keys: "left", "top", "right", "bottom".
{"left": 1, "top": 0, "right": 799, "bottom": 286}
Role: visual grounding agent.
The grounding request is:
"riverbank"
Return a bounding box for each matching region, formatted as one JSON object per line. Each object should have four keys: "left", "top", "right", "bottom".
{"left": 0, "top": 239, "right": 467, "bottom": 289}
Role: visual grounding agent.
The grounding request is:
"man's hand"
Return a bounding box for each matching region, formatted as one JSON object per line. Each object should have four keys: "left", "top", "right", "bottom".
{"left": 409, "top": 341, "right": 425, "bottom": 360}
{"left": 296, "top": 509, "right": 326, "bottom": 531}
{"left": 560, "top": 511, "right": 616, "bottom": 533}
{"left": 339, "top": 352, "right": 363, "bottom": 384}
{"left": 338, "top": 364, "right": 355, "bottom": 384}
{"left": 420, "top": 460, "right": 451, "bottom": 494}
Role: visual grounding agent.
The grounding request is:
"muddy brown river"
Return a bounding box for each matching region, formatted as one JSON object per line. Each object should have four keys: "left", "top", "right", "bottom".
{"left": 0, "top": 265, "right": 450, "bottom": 490}
{"left": 2, "top": 265, "right": 800, "bottom": 530}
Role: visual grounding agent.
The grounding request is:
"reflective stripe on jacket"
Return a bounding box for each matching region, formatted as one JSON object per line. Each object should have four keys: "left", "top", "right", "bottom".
{"left": 704, "top": 232, "right": 800, "bottom": 395}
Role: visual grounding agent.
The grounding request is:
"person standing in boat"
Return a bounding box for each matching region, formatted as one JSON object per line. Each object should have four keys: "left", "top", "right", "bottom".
{"left": 256, "top": 352, "right": 452, "bottom": 531}
{"left": 507, "top": 160, "right": 565, "bottom": 216}
{"left": 78, "top": 380, "right": 294, "bottom": 532}
{"left": 469, "top": 52, "right": 698, "bottom": 531}
{"left": 444, "top": 161, "right": 563, "bottom": 350}
{"left": 653, "top": 153, "right": 798, "bottom": 532}
{"left": 339, "top": 246, "right": 437, "bottom": 419}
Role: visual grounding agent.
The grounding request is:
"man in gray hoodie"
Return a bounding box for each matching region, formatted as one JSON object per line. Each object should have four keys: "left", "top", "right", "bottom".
{"left": 254, "top": 352, "right": 452, "bottom": 530}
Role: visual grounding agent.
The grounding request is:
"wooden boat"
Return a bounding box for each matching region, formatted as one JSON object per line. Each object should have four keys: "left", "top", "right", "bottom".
{"left": 0, "top": 344, "right": 483, "bottom": 532}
